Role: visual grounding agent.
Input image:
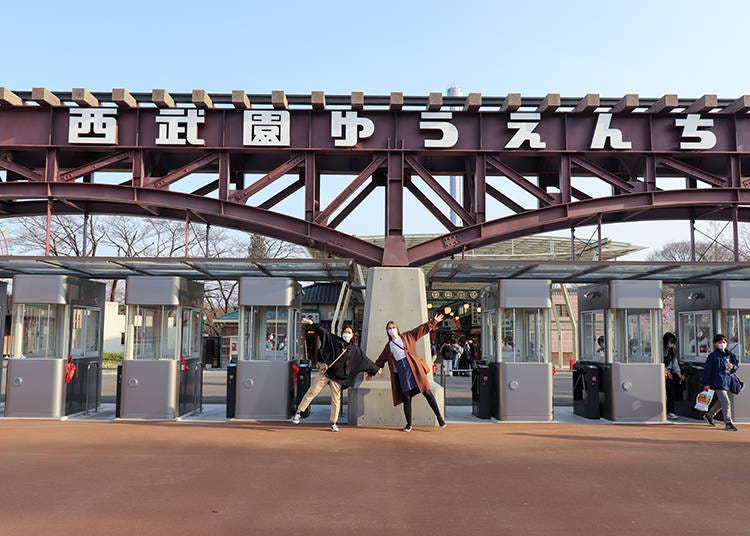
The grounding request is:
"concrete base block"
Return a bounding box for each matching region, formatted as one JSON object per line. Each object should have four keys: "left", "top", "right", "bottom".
{"left": 348, "top": 380, "right": 445, "bottom": 427}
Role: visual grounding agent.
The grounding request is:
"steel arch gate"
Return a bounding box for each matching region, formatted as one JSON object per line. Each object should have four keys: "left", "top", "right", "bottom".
{"left": 1, "top": 88, "right": 750, "bottom": 265}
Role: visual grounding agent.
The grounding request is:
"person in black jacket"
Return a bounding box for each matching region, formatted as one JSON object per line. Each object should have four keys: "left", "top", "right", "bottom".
{"left": 663, "top": 332, "right": 684, "bottom": 420}
{"left": 292, "top": 317, "right": 379, "bottom": 432}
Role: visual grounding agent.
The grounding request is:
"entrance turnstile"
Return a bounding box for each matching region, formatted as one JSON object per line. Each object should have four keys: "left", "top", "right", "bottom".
{"left": 233, "top": 277, "right": 300, "bottom": 420}
{"left": 5, "top": 275, "right": 104, "bottom": 418}
{"left": 119, "top": 276, "right": 204, "bottom": 420}
{"left": 577, "top": 281, "right": 665, "bottom": 422}
{"left": 676, "top": 282, "right": 750, "bottom": 422}
{"left": 481, "top": 280, "right": 553, "bottom": 421}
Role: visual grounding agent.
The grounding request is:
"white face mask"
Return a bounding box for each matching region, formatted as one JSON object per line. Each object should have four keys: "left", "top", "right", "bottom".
{"left": 718, "top": 342, "right": 727, "bottom": 350}
{"left": 388, "top": 327, "right": 398, "bottom": 338}
{"left": 342, "top": 332, "right": 353, "bottom": 343}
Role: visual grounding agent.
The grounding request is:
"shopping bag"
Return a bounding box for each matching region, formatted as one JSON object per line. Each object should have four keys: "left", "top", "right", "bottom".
{"left": 64, "top": 356, "right": 77, "bottom": 383}
{"left": 730, "top": 375, "right": 744, "bottom": 395}
{"left": 695, "top": 389, "right": 715, "bottom": 412}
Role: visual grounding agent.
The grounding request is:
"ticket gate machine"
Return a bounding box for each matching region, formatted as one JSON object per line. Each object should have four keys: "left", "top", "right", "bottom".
{"left": 481, "top": 280, "right": 553, "bottom": 421}
{"left": 5, "top": 275, "right": 104, "bottom": 418}
{"left": 675, "top": 282, "right": 750, "bottom": 422}
{"left": 119, "top": 276, "right": 204, "bottom": 420}
{"left": 233, "top": 277, "right": 300, "bottom": 420}
{"left": 0, "top": 282, "right": 8, "bottom": 404}
{"left": 578, "top": 281, "right": 665, "bottom": 422}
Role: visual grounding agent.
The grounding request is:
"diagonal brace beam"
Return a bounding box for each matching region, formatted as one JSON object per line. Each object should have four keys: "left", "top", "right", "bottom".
{"left": 259, "top": 178, "right": 305, "bottom": 210}
{"left": 149, "top": 153, "right": 219, "bottom": 189}
{"left": 406, "top": 180, "right": 458, "bottom": 231}
{"left": 486, "top": 155, "right": 556, "bottom": 204}
{"left": 231, "top": 153, "right": 305, "bottom": 203}
{"left": 485, "top": 182, "right": 526, "bottom": 213}
{"left": 59, "top": 152, "right": 130, "bottom": 182}
{"left": 0, "top": 155, "right": 44, "bottom": 182}
{"left": 657, "top": 157, "right": 727, "bottom": 187}
{"left": 329, "top": 180, "right": 379, "bottom": 229}
{"left": 405, "top": 155, "right": 475, "bottom": 225}
{"left": 314, "top": 154, "right": 386, "bottom": 224}
{"left": 570, "top": 156, "right": 635, "bottom": 192}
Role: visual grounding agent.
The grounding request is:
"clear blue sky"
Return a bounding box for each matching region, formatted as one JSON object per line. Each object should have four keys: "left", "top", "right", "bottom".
{"left": 3, "top": 0, "right": 749, "bottom": 258}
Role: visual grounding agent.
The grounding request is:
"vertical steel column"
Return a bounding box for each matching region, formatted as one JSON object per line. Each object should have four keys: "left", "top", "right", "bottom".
{"left": 82, "top": 212, "right": 89, "bottom": 256}
{"left": 386, "top": 152, "right": 404, "bottom": 237}
{"left": 645, "top": 156, "right": 656, "bottom": 191}
{"left": 597, "top": 214, "right": 602, "bottom": 261}
{"left": 131, "top": 150, "right": 144, "bottom": 188}
{"left": 570, "top": 228, "right": 575, "bottom": 261}
{"left": 560, "top": 155, "right": 571, "bottom": 204}
{"left": 304, "top": 152, "right": 318, "bottom": 222}
{"left": 218, "top": 151, "right": 230, "bottom": 201}
{"left": 733, "top": 205, "right": 740, "bottom": 262}
{"left": 185, "top": 212, "right": 190, "bottom": 257}
{"left": 45, "top": 199, "right": 52, "bottom": 256}
{"left": 690, "top": 218, "right": 696, "bottom": 262}
{"left": 474, "top": 154, "right": 486, "bottom": 224}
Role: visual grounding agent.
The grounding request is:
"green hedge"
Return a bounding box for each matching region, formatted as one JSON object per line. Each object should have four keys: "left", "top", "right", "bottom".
{"left": 102, "top": 352, "right": 124, "bottom": 369}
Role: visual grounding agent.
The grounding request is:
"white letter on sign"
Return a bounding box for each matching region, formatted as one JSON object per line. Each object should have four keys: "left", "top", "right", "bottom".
{"left": 675, "top": 114, "right": 716, "bottom": 150}
{"left": 590, "top": 113, "right": 631, "bottom": 149}
{"left": 505, "top": 112, "right": 546, "bottom": 149}
{"left": 331, "top": 111, "right": 374, "bottom": 147}
{"left": 420, "top": 112, "right": 458, "bottom": 148}
{"left": 68, "top": 109, "right": 118, "bottom": 144}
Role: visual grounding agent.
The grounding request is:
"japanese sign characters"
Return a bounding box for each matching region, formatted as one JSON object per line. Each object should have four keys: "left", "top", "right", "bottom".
{"left": 66, "top": 108, "right": 724, "bottom": 151}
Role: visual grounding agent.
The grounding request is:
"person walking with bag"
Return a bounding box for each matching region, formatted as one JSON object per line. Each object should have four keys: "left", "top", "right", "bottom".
{"left": 367, "top": 313, "right": 447, "bottom": 432}
{"left": 292, "top": 317, "right": 379, "bottom": 432}
{"left": 702, "top": 333, "right": 740, "bottom": 431}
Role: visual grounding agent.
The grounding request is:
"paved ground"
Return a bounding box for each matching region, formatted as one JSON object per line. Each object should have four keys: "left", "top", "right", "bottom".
{"left": 0, "top": 418, "right": 747, "bottom": 535}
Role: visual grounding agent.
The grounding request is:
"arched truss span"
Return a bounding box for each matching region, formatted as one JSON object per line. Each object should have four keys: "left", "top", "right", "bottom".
{"left": 1, "top": 183, "right": 749, "bottom": 267}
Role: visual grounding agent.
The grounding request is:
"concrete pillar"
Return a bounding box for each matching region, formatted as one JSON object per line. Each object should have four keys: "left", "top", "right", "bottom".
{"left": 348, "top": 267, "right": 445, "bottom": 426}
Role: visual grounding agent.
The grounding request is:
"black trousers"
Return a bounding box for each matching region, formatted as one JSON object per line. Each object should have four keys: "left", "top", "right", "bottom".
{"left": 402, "top": 388, "right": 444, "bottom": 426}
{"left": 665, "top": 377, "right": 679, "bottom": 414}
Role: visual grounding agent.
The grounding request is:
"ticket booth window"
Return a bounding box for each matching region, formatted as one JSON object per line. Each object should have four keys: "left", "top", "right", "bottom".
{"left": 181, "top": 308, "right": 202, "bottom": 358}
{"left": 615, "top": 310, "right": 653, "bottom": 363}
{"left": 243, "top": 306, "right": 299, "bottom": 361}
{"left": 17, "top": 304, "right": 63, "bottom": 358}
{"left": 501, "top": 309, "right": 547, "bottom": 363}
{"left": 581, "top": 310, "right": 606, "bottom": 362}
{"left": 678, "top": 311, "right": 712, "bottom": 361}
{"left": 70, "top": 306, "right": 102, "bottom": 358}
{"left": 131, "top": 305, "right": 178, "bottom": 359}
{"left": 725, "top": 311, "right": 750, "bottom": 363}
{"left": 482, "top": 311, "right": 497, "bottom": 359}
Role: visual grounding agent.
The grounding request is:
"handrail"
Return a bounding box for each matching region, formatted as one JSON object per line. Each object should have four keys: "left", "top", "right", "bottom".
{"left": 85, "top": 361, "right": 100, "bottom": 416}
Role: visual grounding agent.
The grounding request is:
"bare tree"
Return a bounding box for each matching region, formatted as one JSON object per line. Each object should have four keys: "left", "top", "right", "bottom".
{"left": 13, "top": 215, "right": 106, "bottom": 256}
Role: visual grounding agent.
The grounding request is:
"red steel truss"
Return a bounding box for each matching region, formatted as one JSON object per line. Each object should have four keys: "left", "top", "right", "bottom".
{"left": 1, "top": 89, "right": 749, "bottom": 266}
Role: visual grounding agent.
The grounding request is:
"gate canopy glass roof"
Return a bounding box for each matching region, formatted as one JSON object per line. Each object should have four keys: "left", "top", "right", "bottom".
{"left": 0, "top": 257, "right": 353, "bottom": 281}
{"left": 427, "top": 260, "right": 750, "bottom": 284}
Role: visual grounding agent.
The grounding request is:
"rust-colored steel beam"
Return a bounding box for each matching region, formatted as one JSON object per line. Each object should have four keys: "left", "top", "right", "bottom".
{"left": 656, "top": 157, "right": 727, "bottom": 187}
{"left": 0, "top": 182, "right": 385, "bottom": 266}
{"left": 485, "top": 182, "right": 526, "bottom": 213}
{"left": 148, "top": 153, "right": 219, "bottom": 189}
{"left": 59, "top": 152, "right": 130, "bottom": 182}
{"left": 314, "top": 154, "right": 386, "bottom": 225}
{"left": 485, "top": 155, "right": 556, "bottom": 205}
{"left": 329, "top": 180, "right": 379, "bottom": 229}
{"left": 259, "top": 178, "right": 304, "bottom": 210}
{"left": 231, "top": 153, "right": 305, "bottom": 203}
{"left": 405, "top": 180, "right": 457, "bottom": 231}
{"left": 570, "top": 156, "right": 635, "bottom": 193}
{"left": 405, "top": 155, "right": 475, "bottom": 225}
{"left": 0, "top": 156, "right": 44, "bottom": 182}
{"left": 191, "top": 180, "right": 219, "bottom": 197}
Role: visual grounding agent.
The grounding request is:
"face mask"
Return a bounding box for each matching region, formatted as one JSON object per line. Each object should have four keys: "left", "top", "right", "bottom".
{"left": 388, "top": 327, "right": 398, "bottom": 338}
{"left": 718, "top": 343, "right": 727, "bottom": 350}
{"left": 342, "top": 332, "right": 353, "bottom": 343}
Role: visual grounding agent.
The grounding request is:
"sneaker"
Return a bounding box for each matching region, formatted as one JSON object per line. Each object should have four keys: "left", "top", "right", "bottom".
{"left": 402, "top": 425, "right": 412, "bottom": 433}
{"left": 667, "top": 413, "right": 678, "bottom": 420}
{"left": 726, "top": 423, "right": 739, "bottom": 432}
{"left": 330, "top": 423, "right": 339, "bottom": 432}
{"left": 439, "top": 422, "right": 447, "bottom": 428}
{"left": 704, "top": 414, "right": 715, "bottom": 427}
{"left": 291, "top": 413, "right": 301, "bottom": 425}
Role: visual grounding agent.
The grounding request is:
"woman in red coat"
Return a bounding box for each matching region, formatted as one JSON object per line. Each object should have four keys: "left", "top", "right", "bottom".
{"left": 369, "top": 313, "right": 447, "bottom": 432}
